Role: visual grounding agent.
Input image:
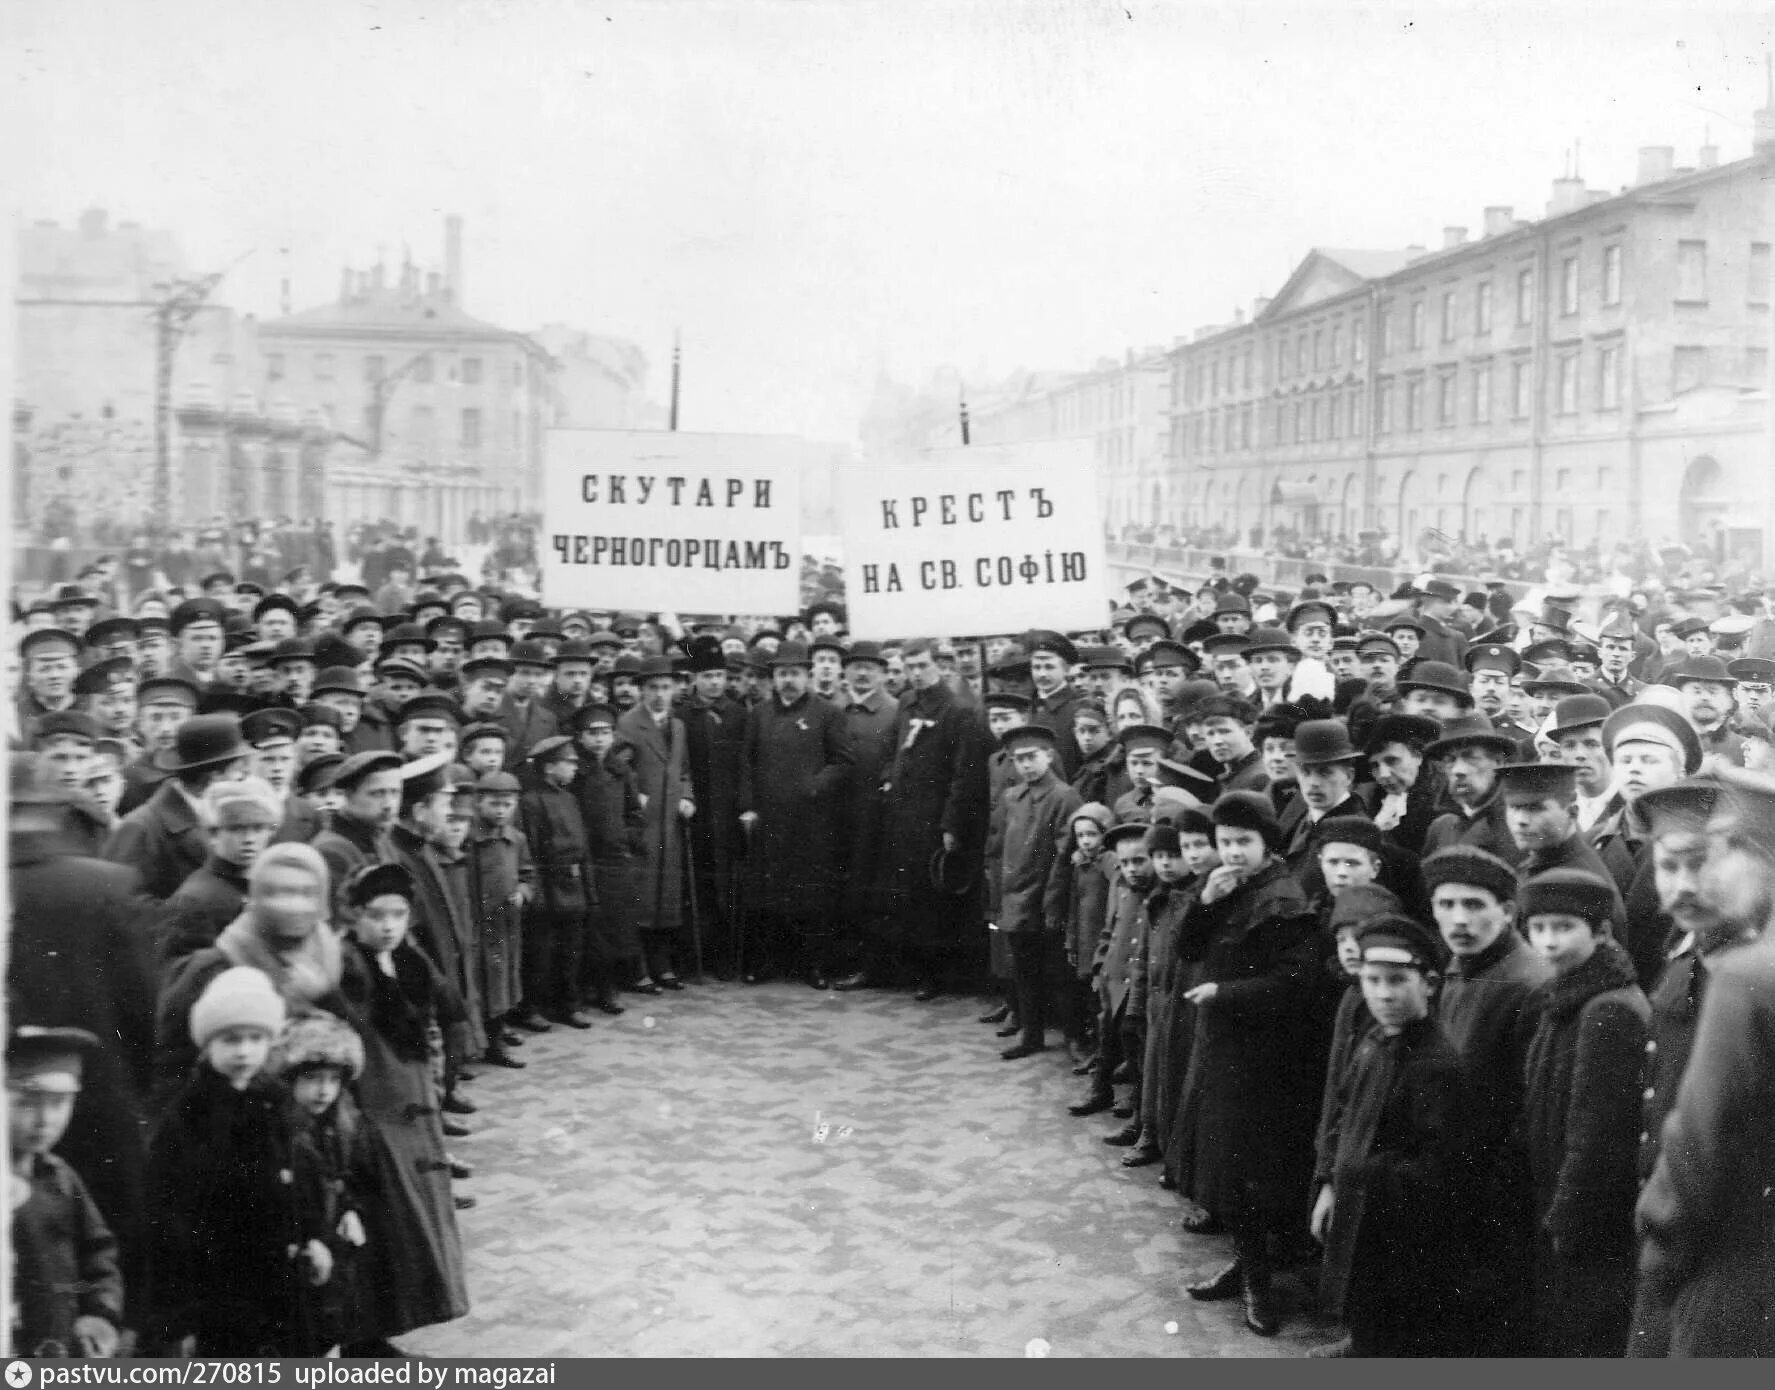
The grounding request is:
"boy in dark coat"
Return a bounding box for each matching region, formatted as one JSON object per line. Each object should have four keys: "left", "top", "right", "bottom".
{"left": 1314, "top": 914, "right": 1479, "bottom": 1357}
{"left": 1055, "top": 802, "right": 1114, "bottom": 1065}
{"left": 8, "top": 1027, "right": 125, "bottom": 1359}
{"left": 466, "top": 771, "right": 537, "bottom": 1063}
{"left": 519, "top": 736, "right": 596, "bottom": 1027}
{"left": 570, "top": 703, "right": 648, "bottom": 1001}
{"left": 1519, "top": 868, "right": 1651, "bottom": 1357}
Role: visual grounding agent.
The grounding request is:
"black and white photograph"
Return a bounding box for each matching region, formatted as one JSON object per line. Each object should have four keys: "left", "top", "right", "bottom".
{"left": 6, "top": 0, "right": 1775, "bottom": 1360}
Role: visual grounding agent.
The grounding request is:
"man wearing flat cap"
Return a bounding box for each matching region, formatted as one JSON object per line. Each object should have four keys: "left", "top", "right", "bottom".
{"left": 1022, "top": 630, "right": 1085, "bottom": 779}
{"left": 1498, "top": 761, "right": 1624, "bottom": 913}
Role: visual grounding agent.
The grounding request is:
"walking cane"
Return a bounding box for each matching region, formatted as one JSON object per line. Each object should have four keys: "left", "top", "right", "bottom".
{"left": 683, "top": 818, "right": 707, "bottom": 984}
{"left": 737, "top": 816, "right": 756, "bottom": 981}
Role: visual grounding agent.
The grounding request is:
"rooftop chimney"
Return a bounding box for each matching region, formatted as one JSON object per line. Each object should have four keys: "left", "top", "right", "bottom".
{"left": 1636, "top": 146, "right": 1676, "bottom": 185}
{"left": 1442, "top": 226, "right": 1468, "bottom": 249}
{"left": 1233, "top": 307, "right": 1246, "bottom": 325}
{"left": 444, "top": 214, "right": 463, "bottom": 306}
{"left": 1404, "top": 243, "right": 1427, "bottom": 259}
{"left": 1482, "top": 205, "right": 1515, "bottom": 237}
{"left": 1547, "top": 176, "right": 1587, "bottom": 217}
{"left": 1252, "top": 295, "right": 1272, "bottom": 318}
{"left": 1698, "top": 142, "right": 1719, "bottom": 169}
{"left": 78, "top": 208, "right": 108, "bottom": 238}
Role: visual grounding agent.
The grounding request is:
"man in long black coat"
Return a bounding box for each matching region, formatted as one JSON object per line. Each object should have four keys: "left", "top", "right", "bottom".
{"left": 8, "top": 777, "right": 158, "bottom": 1322}
{"left": 830, "top": 642, "right": 901, "bottom": 987}
{"left": 737, "top": 642, "right": 854, "bottom": 987}
{"left": 864, "top": 639, "right": 991, "bottom": 998}
{"left": 680, "top": 645, "right": 748, "bottom": 979}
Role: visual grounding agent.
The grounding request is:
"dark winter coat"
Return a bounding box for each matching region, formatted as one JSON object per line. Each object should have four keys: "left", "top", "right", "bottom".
{"left": 1169, "top": 858, "right": 1322, "bottom": 1232}
{"left": 1423, "top": 786, "right": 1521, "bottom": 865}
{"left": 615, "top": 706, "right": 692, "bottom": 937}
{"left": 144, "top": 1067, "right": 314, "bottom": 1353}
{"left": 1592, "top": 804, "right": 1675, "bottom": 990}
{"left": 390, "top": 821, "right": 486, "bottom": 1059}
{"left": 159, "top": 855, "right": 251, "bottom": 970}
{"left": 466, "top": 819, "right": 535, "bottom": 1018}
{"left": 520, "top": 782, "right": 593, "bottom": 917}
{"left": 7, "top": 831, "right": 158, "bottom": 1305}
{"left": 737, "top": 690, "right": 854, "bottom": 920}
{"left": 1092, "top": 877, "right": 1150, "bottom": 1018}
{"left": 11, "top": 1154, "right": 125, "bottom": 1357}
{"left": 1358, "top": 766, "right": 1444, "bottom": 858}
{"left": 1026, "top": 685, "right": 1084, "bottom": 780}
{"left": 870, "top": 680, "right": 991, "bottom": 948}
{"left": 1632, "top": 930, "right": 1775, "bottom": 1357}
{"left": 836, "top": 687, "right": 900, "bottom": 916}
{"left": 1519, "top": 832, "right": 1627, "bottom": 925}
{"left": 1059, "top": 846, "right": 1114, "bottom": 980}
{"left": 1141, "top": 878, "right": 1195, "bottom": 1153}
{"left": 105, "top": 778, "right": 208, "bottom": 901}
{"left": 680, "top": 691, "right": 748, "bottom": 908}
{"left": 311, "top": 811, "right": 397, "bottom": 920}
{"left": 338, "top": 941, "right": 470, "bottom": 1341}
{"left": 995, "top": 770, "right": 1081, "bottom": 936}
{"left": 1637, "top": 940, "right": 1706, "bottom": 1184}
{"left": 287, "top": 1094, "right": 375, "bottom": 1355}
{"left": 574, "top": 749, "right": 648, "bottom": 963}
{"left": 494, "top": 694, "right": 559, "bottom": 768}
{"left": 1522, "top": 937, "right": 1648, "bottom": 1356}
{"left": 1318, "top": 1015, "right": 1479, "bottom": 1356}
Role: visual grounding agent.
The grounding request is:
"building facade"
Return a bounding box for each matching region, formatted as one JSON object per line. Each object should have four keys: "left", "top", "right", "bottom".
{"left": 13, "top": 208, "right": 352, "bottom": 542}
{"left": 1165, "top": 121, "right": 1775, "bottom": 568}
{"left": 256, "top": 217, "right": 552, "bottom": 533}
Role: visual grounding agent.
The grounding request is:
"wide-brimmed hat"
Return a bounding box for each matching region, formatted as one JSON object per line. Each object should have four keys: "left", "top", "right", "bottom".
{"left": 1396, "top": 661, "right": 1471, "bottom": 702}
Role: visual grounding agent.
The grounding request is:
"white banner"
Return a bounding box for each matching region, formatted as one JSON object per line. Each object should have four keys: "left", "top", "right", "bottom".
{"left": 542, "top": 429, "right": 805, "bottom": 613}
{"left": 839, "top": 440, "right": 1107, "bottom": 639}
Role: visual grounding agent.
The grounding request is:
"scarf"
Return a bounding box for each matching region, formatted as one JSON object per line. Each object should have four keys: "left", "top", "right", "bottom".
{"left": 215, "top": 910, "right": 344, "bottom": 1010}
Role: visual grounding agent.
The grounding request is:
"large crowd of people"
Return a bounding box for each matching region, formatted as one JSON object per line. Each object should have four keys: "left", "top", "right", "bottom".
{"left": 8, "top": 550, "right": 1775, "bottom": 1357}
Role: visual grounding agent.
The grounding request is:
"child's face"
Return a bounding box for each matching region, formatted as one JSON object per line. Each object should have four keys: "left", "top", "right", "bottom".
{"left": 8, "top": 1082, "right": 77, "bottom": 1157}
{"left": 1527, "top": 911, "right": 1601, "bottom": 975}
{"left": 578, "top": 726, "right": 616, "bottom": 757}
{"left": 1178, "top": 831, "right": 1219, "bottom": 876}
{"left": 206, "top": 1026, "right": 273, "bottom": 1089}
{"left": 1213, "top": 825, "right": 1266, "bottom": 872}
{"left": 440, "top": 809, "right": 473, "bottom": 852}
{"left": 1150, "top": 848, "right": 1186, "bottom": 883}
{"left": 464, "top": 742, "right": 506, "bottom": 776}
{"left": 477, "top": 792, "right": 518, "bottom": 827}
{"left": 986, "top": 708, "right": 1024, "bottom": 739}
{"left": 1319, "top": 843, "right": 1378, "bottom": 894}
{"left": 1073, "top": 718, "right": 1111, "bottom": 758}
{"left": 542, "top": 754, "right": 579, "bottom": 788}
{"left": 303, "top": 787, "right": 345, "bottom": 816}
{"left": 291, "top": 1067, "right": 344, "bottom": 1117}
{"left": 1335, "top": 929, "right": 1363, "bottom": 977}
{"left": 300, "top": 726, "right": 342, "bottom": 759}
{"left": 1360, "top": 962, "right": 1432, "bottom": 1033}
{"left": 1072, "top": 820, "right": 1104, "bottom": 857}
{"left": 353, "top": 893, "right": 413, "bottom": 954}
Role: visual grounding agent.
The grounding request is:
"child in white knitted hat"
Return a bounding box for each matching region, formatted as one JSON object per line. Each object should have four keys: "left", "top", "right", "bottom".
{"left": 143, "top": 966, "right": 331, "bottom": 1356}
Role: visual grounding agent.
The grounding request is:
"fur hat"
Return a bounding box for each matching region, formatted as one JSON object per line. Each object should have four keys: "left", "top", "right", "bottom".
{"left": 204, "top": 775, "right": 282, "bottom": 829}
{"left": 189, "top": 966, "right": 287, "bottom": 1049}
{"left": 1210, "top": 790, "right": 1280, "bottom": 849}
{"left": 273, "top": 1012, "right": 365, "bottom": 1082}
{"left": 1422, "top": 845, "right": 1518, "bottom": 905}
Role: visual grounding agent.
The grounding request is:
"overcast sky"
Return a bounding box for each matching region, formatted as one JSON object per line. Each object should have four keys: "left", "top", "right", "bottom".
{"left": 14, "top": 0, "right": 1775, "bottom": 440}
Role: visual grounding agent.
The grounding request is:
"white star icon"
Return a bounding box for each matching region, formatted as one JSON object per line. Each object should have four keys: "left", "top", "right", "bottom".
{"left": 7, "top": 1361, "right": 34, "bottom": 1387}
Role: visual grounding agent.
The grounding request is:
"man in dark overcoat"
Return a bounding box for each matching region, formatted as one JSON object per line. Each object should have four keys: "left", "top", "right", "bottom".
{"left": 862, "top": 639, "right": 991, "bottom": 998}
{"left": 680, "top": 642, "right": 748, "bottom": 979}
{"left": 8, "top": 766, "right": 158, "bottom": 1320}
{"left": 830, "top": 641, "right": 901, "bottom": 987}
{"left": 105, "top": 714, "right": 251, "bottom": 900}
{"left": 737, "top": 641, "right": 854, "bottom": 987}
{"left": 616, "top": 657, "right": 695, "bottom": 985}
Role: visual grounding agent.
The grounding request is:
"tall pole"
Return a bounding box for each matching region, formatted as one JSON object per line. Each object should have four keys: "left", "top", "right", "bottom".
{"left": 150, "top": 273, "right": 223, "bottom": 532}
{"left": 959, "top": 387, "right": 971, "bottom": 446}
{"left": 668, "top": 331, "right": 681, "bottom": 432}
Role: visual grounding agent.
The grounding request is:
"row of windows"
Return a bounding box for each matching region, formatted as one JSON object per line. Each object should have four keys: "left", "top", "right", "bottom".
{"left": 265, "top": 351, "right": 527, "bottom": 388}
{"left": 379, "top": 405, "right": 521, "bottom": 448}
{"left": 1175, "top": 240, "right": 1770, "bottom": 406}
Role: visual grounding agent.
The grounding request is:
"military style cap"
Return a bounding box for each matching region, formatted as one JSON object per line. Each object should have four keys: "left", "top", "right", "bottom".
{"left": 1463, "top": 643, "right": 1523, "bottom": 678}
{"left": 1495, "top": 761, "right": 1578, "bottom": 801}
{"left": 1354, "top": 913, "right": 1442, "bottom": 971}
{"left": 397, "top": 694, "right": 462, "bottom": 727}
{"left": 240, "top": 707, "right": 302, "bottom": 747}
{"left": 73, "top": 657, "right": 134, "bottom": 697}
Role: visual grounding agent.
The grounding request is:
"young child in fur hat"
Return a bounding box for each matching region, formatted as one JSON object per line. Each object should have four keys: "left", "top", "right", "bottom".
{"left": 144, "top": 966, "right": 330, "bottom": 1355}
{"left": 8, "top": 1026, "right": 124, "bottom": 1358}
{"left": 276, "top": 1013, "right": 372, "bottom": 1356}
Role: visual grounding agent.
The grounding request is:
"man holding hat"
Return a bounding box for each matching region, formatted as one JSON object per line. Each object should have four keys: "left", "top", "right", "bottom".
{"left": 106, "top": 714, "right": 250, "bottom": 900}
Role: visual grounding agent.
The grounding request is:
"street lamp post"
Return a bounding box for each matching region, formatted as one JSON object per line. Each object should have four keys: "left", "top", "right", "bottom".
{"left": 367, "top": 352, "right": 434, "bottom": 456}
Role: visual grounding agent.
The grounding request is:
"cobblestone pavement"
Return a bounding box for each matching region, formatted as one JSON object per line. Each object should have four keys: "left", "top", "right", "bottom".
{"left": 407, "top": 980, "right": 1334, "bottom": 1358}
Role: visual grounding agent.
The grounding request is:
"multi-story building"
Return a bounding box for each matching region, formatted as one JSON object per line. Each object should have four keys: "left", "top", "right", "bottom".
{"left": 256, "top": 216, "right": 552, "bottom": 533}
{"left": 13, "top": 207, "right": 348, "bottom": 540}
{"left": 1163, "top": 95, "right": 1775, "bottom": 568}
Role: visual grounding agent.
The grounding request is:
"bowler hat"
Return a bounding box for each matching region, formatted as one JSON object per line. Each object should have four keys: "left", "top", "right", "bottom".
{"left": 1361, "top": 712, "right": 1442, "bottom": 755}
{"left": 1293, "top": 719, "right": 1362, "bottom": 765}
{"left": 1397, "top": 661, "right": 1471, "bottom": 702}
{"left": 1663, "top": 655, "right": 1737, "bottom": 687}
{"left": 1425, "top": 713, "right": 1519, "bottom": 761}
{"left": 843, "top": 640, "right": 888, "bottom": 668}
{"left": 1547, "top": 694, "right": 1613, "bottom": 740}
{"left": 770, "top": 641, "right": 813, "bottom": 669}
{"left": 168, "top": 714, "right": 249, "bottom": 772}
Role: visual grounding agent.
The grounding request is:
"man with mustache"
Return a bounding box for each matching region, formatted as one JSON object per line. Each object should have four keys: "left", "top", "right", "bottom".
{"left": 1421, "top": 715, "right": 1520, "bottom": 864}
